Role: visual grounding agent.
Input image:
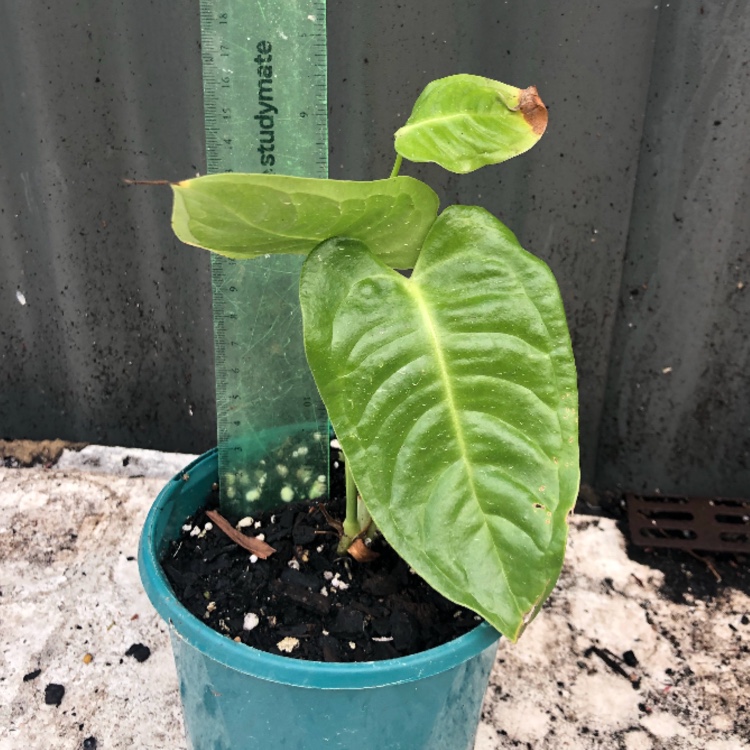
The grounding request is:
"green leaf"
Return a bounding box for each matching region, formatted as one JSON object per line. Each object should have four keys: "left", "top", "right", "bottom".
{"left": 300, "top": 205, "right": 578, "bottom": 641}
{"left": 394, "top": 74, "right": 548, "bottom": 174}
{"left": 171, "top": 173, "right": 439, "bottom": 269}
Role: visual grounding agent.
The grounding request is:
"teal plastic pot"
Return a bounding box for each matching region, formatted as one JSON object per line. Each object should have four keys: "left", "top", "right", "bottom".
{"left": 139, "top": 446, "right": 500, "bottom": 750}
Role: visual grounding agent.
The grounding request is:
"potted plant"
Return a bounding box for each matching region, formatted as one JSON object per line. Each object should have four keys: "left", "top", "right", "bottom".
{"left": 138, "top": 74, "right": 579, "bottom": 749}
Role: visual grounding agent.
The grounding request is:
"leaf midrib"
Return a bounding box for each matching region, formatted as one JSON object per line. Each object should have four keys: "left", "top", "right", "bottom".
{"left": 396, "top": 111, "right": 520, "bottom": 138}
{"left": 408, "top": 283, "right": 523, "bottom": 617}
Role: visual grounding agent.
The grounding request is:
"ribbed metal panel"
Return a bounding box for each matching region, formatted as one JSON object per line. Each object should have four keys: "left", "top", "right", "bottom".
{"left": 1, "top": 0, "right": 746, "bottom": 497}
{"left": 596, "top": 1, "right": 750, "bottom": 496}
{"left": 0, "top": 1, "right": 214, "bottom": 452}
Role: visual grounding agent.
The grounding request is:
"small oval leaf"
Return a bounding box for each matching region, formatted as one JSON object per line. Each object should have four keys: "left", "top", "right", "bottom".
{"left": 394, "top": 74, "right": 548, "bottom": 173}
{"left": 300, "top": 205, "right": 578, "bottom": 641}
{"left": 171, "top": 173, "right": 439, "bottom": 269}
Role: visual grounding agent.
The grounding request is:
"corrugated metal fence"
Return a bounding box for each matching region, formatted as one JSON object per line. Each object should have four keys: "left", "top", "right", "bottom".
{"left": 1, "top": 0, "right": 748, "bottom": 497}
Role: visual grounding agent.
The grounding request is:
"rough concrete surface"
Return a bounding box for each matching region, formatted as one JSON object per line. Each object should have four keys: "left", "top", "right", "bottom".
{"left": 1, "top": 448, "right": 748, "bottom": 750}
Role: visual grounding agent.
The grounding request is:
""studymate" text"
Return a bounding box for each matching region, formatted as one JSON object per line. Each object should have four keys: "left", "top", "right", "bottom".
{"left": 255, "top": 41, "right": 276, "bottom": 171}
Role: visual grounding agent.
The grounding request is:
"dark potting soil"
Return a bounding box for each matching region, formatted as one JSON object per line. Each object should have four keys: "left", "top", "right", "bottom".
{"left": 162, "top": 439, "right": 482, "bottom": 663}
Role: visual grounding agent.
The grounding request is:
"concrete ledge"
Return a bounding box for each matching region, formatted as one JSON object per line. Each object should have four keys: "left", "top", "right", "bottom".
{"left": 55, "top": 445, "right": 199, "bottom": 479}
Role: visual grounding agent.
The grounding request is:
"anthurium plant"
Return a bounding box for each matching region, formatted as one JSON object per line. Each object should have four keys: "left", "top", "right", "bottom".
{"left": 169, "top": 74, "right": 579, "bottom": 642}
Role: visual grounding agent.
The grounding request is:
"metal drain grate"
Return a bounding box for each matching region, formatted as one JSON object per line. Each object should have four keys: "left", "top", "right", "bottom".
{"left": 627, "top": 494, "right": 750, "bottom": 553}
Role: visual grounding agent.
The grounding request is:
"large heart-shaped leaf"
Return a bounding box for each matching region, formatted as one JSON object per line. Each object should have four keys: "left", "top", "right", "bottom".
{"left": 171, "top": 173, "right": 439, "bottom": 269}
{"left": 394, "top": 74, "right": 548, "bottom": 174}
{"left": 299, "top": 205, "right": 579, "bottom": 640}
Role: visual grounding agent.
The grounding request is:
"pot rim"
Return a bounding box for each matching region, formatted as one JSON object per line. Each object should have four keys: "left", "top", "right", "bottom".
{"left": 138, "top": 447, "right": 500, "bottom": 690}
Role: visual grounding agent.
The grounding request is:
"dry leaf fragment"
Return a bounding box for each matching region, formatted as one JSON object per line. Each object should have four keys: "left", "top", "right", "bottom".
{"left": 318, "top": 503, "right": 344, "bottom": 535}
{"left": 347, "top": 538, "right": 380, "bottom": 562}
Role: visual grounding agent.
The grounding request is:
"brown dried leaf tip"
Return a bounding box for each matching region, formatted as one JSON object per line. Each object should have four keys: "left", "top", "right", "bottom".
{"left": 519, "top": 86, "right": 548, "bottom": 136}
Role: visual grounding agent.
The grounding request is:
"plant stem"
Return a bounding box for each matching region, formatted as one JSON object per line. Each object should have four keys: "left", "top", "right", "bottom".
{"left": 343, "top": 460, "right": 361, "bottom": 539}
{"left": 389, "top": 154, "right": 403, "bottom": 178}
{"left": 337, "top": 459, "right": 361, "bottom": 554}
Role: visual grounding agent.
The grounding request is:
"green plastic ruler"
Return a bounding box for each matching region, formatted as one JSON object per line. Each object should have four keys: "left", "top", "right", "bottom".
{"left": 199, "top": 0, "right": 328, "bottom": 514}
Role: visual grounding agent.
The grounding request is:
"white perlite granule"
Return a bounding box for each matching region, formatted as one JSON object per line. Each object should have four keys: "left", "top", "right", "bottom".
{"left": 242, "top": 612, "right": 260, "bottom": 631}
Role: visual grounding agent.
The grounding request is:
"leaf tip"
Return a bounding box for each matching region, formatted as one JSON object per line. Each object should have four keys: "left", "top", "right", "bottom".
{"left": 519, "top": 85, "right": 548, "bottom": 136}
